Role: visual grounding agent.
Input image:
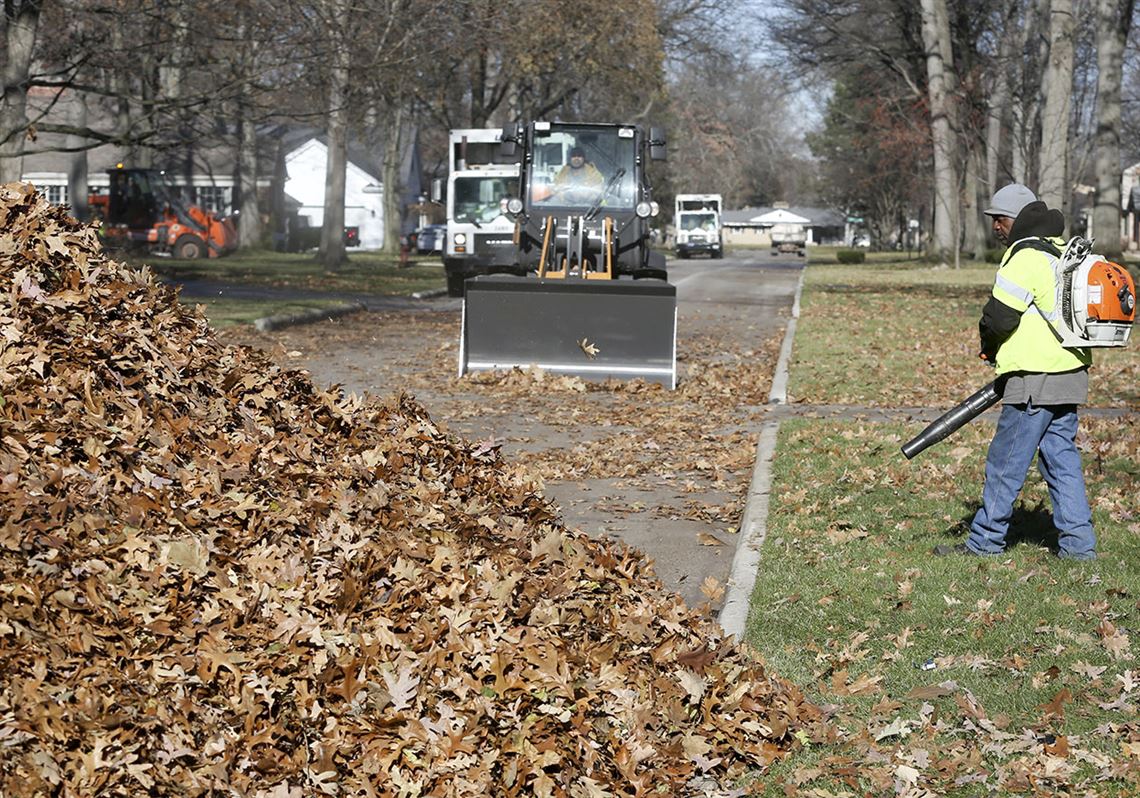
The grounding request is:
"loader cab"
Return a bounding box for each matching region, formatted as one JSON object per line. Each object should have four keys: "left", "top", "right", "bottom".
{"left": 497, "top": 120, "right": 667, "bottom": 280}
{"left": 525, "top": 125, "right": 637, "bottom": 212}
{"left": 106, "top": 167, "right": 161, "bottom": 228}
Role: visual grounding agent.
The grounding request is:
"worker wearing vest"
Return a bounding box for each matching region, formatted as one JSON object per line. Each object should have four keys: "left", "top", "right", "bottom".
{"left": 938, "top": 183, "right": 1096, "bottom": 560}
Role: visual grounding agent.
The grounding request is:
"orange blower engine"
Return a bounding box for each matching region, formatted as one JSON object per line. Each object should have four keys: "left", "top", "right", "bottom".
{"left": 1052, "top": 237, "right": 1135, "bottom": 348}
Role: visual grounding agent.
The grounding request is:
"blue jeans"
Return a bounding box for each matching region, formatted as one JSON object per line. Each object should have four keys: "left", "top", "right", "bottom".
{"left": 968, "top": 402, "right": 1096, "bottom": 559}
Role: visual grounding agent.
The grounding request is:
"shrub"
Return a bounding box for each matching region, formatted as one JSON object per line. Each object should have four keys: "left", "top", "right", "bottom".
{"left": 836, "top": 249, "right": 865, "bottom": 264}
{"left": 984, "top": 248, "right": 1004, "bottom": 264}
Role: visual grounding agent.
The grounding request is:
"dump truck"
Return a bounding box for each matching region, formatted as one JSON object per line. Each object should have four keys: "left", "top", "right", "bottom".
{"left": 458, "top": 120, "right": 677, "bottom": 388}
{"left": 88, "top": 165, "right": 237, "bottom": 259}
{"left": 436, "top": 128, "right": 523, "bottom": 297}
{"left": 674, "top": 193, "right": 723, "bottom": 259}
{"left": 770, "top": 221, "right": 806, "bottom": 257}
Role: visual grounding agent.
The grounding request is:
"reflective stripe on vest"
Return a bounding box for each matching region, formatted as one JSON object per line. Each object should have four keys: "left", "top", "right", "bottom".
{"left": 992, "top": 236, "right": 1091, "bottom": 375}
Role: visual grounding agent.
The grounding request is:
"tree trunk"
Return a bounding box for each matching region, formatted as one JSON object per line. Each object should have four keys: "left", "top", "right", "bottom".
{"left": 382, "top": 107, "right": 404, "bottom": 256}
{"left": 1012, "top": 1, "right": 1047, "bottom": 184}
{"left": 0, "top": 0, "right": 42, "bottom": 184}
{"left": 67, "top": 91, "right": 89, "bottom": 221}
{"left": 237, "top": 110, "right": 262, "bottom": 248}
{"left": 985, "top": 8, "right": 1020, "bottom": 194}
{"left": 919, "top": 0, "right": 959, "bottom": 263}
{"left": 965, "top": 145, "right": 986, "bottom": 257}
{"left": 1039, "top": 0, "right": 1074, "bottom": 216}
{"left": 1091, "top": 0, "right": 1135, "bottom": 258}
{"left": 318, "top": 1, "right": 350, "bottom": 270}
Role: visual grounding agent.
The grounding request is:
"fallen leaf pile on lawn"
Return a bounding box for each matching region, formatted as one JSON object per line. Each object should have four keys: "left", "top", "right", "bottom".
{"left": 0, "top": 183, "right": 828, "bottom": 796}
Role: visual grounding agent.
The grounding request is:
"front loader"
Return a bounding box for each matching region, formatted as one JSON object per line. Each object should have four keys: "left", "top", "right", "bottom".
{"left": 458, "top": 121, "right": 677, "bottom": 388}
{"left": 89, "top": 165, "right": 237, "bottom": 259}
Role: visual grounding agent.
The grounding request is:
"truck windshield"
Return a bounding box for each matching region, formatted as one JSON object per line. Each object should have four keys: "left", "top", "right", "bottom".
{"left": 680, "top": 212, "right": 717, "bottom": 231}
{"left": 529, "top": 125, "right": 636, "bottom": 211}
{"left": 454, "top": 175, "right": 518, "bottom": 223}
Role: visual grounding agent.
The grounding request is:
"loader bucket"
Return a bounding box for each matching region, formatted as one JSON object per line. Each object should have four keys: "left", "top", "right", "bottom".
{"left": 459, "top": 275, "right": 678, "bottom": 388}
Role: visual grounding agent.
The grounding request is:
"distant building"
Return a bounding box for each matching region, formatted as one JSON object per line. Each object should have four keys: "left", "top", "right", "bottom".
{"left": 1121, "top": 163, "right": 1140, "bottom": 251}
{"left": 280, "top": 134, "right": 385, "bottom": 250}
{"left": 15, "top": 88, "right": 426, "bottom": 252}
{"left": 721, "top": 206, "right": 845, "bottom": 247}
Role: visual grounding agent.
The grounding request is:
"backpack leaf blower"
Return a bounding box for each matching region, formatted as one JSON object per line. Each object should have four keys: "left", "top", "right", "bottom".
{"left": 1050, "top": 237, "right": 1135, "bottom": 348}
{"left": 902, "top": 237, "right": 1135, "bottom": 461}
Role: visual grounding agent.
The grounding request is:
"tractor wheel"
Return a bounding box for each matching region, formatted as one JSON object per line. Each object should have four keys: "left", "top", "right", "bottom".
{"left": 174, "top": 234, "right": 207, "bottom": 260}
{"left": 446, "top": 271, "right": 466, "bottom": 298}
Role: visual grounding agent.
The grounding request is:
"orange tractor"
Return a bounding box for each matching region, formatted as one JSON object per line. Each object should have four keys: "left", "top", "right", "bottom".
{"left": 88, "top": 166, "right": 237, "bottom": 259}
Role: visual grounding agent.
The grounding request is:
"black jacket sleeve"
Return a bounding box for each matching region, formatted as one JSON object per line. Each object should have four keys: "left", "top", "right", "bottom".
{"left": 978, "top": 296, "right": 1021, "bottom": 363}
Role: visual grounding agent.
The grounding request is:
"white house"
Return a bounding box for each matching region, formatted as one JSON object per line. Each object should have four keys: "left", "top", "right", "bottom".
{"left": 283, "top": 137, "right": 386, "bottom": 250}
{"left": 721, "top": 206, "right": 845, "bottom": 247}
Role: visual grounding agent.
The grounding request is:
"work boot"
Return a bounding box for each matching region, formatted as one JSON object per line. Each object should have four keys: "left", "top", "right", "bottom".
{"left": 932, "top": 543, "right": 975, "bottom": 557}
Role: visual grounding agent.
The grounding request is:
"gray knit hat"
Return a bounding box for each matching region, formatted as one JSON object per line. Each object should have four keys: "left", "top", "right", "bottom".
{"left": 983, "top": 183, "right": 1037, "bottom": 218}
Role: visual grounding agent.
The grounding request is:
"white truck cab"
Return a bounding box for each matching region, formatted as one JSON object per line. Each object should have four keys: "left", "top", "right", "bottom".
{"left": 674, "top": 193, "right": 723, "bottom": 259}
{"left": 438, "top": 129, "right": 523, "bottom": 297}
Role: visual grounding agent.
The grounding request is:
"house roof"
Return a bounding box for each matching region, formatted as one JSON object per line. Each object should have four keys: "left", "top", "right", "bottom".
{"left": 723, "top": 206, "right": 845, "bottom": 227}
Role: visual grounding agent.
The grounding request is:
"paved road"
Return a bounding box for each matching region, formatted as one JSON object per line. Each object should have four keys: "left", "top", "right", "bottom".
{"left": 214, "top": 250, "right": 805, "bottom": 610}
{"left": 547, "top": 252, "right": 803, "bottom": 607}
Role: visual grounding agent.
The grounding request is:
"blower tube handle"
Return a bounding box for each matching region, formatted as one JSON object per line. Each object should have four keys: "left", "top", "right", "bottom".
{"left": 901, "top": 380, "right": 1001, "bottom": 460}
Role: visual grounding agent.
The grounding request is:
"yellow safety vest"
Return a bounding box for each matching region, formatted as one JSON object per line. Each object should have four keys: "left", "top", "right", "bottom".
{"left": 992, "top": 236, "right": 1092, "bottom": 376}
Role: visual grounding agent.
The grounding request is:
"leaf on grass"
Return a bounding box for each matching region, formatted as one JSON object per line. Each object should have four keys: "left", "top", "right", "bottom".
{"left": 1071, "top": 661, "right": 1108, "bottom": 680}
{"left": 874, "top": 716, "right": 914, "bottom": 741}
{"left": 1037, "top": 687, "right": 1072, "bottom": 720}
{"left": 907, "top": 682, "right": 956, "bottom": 700}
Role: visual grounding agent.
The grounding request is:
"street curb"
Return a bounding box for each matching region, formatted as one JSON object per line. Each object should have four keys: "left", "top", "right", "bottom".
{"left": 412, "top": 287, "right": 449, "bottom": 300}
{"left": 767, "top": 268, "right": 804, "bottom": 405}
{"left": 253, "top": 301, "right": 366, "bottom": 332}
{"left": 720, "top": 267, "right": 805, "bottom": 639}
{"left": 718, "top": 422, "right": 779, "bottom": 639}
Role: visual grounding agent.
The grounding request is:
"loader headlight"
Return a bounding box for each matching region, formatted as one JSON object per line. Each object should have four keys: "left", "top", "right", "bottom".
{"left": 650, "top": 201, "right": 660, "bottom": 217}
{"left": 507, "top": 197, "right": 523, "bottom": 214}
{"left": 453, "top": 233, "right": 466, "bottom": 246}
{"left": 636, "top": 201, "right": 653, "bottom": 219}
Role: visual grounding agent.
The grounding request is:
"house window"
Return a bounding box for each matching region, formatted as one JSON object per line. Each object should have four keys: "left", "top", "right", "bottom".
{"left": 43, "top": 184, "right": 69, "bottom": 206}
{"left": 193, "top": 185, "right": 231, "bottom": 215}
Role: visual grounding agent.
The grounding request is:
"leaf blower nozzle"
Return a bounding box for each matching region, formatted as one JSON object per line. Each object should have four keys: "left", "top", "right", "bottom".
{"left": 901, "top": 380, "right": 1001, "bottom": 460}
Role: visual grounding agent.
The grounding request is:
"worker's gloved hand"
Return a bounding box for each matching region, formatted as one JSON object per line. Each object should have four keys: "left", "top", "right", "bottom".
{"left": 978, "top": 349, "right": 997, "bottom": 367}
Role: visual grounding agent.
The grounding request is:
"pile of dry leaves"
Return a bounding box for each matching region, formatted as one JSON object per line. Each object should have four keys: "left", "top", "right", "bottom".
{"left": 0, "top": 182, "right": 828, "bottom": 796}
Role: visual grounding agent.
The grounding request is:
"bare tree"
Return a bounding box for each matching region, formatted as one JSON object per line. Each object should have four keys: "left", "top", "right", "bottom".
{"left": 1091, "top": 0, "right": 1136, "bottom": 255}
{"left": 1039, "top": 0, "right": 1076, "bottom": 214}
{"left": 920, "top": 0, "right": 960, "bottom": 262}
{"left": 1, "top": 0, "right": 43, "bottom": 183}
{"left": 317, "top": 0, "right": 351, "bottom": 269}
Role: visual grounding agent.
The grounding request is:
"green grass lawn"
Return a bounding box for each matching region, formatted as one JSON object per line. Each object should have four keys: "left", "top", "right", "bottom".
{"left": 746, "top": 259, "right": 1140, "bottom": 795}
{"left": 179, "top": 297, "right": 351, "bottom": 329}
{"left": 117, "top": 248, "right": 447, "bottom": 328}
{"left": 127, "top": 248, "right": 446, "bottom": 295}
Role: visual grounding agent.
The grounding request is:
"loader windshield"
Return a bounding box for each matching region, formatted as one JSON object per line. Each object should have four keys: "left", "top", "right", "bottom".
{"left": 529, "top": 125, "right": 636, "bottom": 212}
{"left": 453, "top": 175, "right": 518, "bottom": 224}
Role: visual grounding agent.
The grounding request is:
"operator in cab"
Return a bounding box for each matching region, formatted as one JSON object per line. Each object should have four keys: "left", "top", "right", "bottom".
{"left": 551, "top": 146, "right": 604, "bottom": 202}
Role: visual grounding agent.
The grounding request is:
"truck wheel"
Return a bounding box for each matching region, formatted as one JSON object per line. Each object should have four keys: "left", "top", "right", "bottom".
{"left": 174, "top": 234, "right": 207, "bottom": 260}
{"left": 446, "top": 271, "right": 466, "bottom": 297}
